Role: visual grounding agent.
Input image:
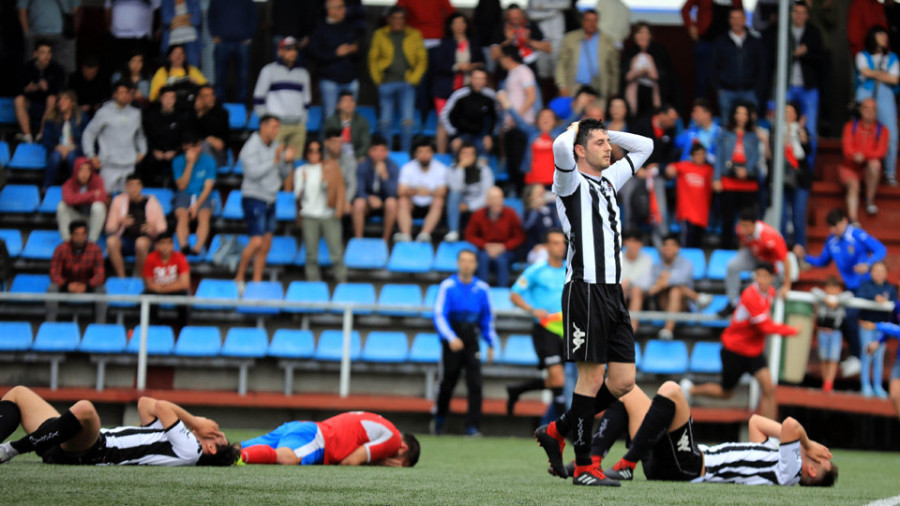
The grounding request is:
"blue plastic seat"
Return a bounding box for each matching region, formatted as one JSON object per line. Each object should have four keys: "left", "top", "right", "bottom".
{"left": 690, "top": 341, "right": 723, "bottom": 374}
{"left": 706, "top": 249, "right": 737, "bottom": 280}
{"left": 105, "top": 278, "right": 145, "bottom": 308}
{"left": 208, "top": 190, "right": 224, "bottom": 217}
{"left": 217, "top": 149, "right": 234, "bottom": 175}
{"left": 266, "top": 236, "right": 297, "bottom": 266}
{"left": 387, "top": 242, "right": 433, "bottom": 273}
{"left": 39, "top": 186, "right": 62, "bottom": 214}
{"left": 295, "top": 237, "right": 333, "bottom": 267}
{"left": 79, "top": 324, "right": 127, "bottom": 354}
{"left": 344, "top": 238, "right": 388, "bottom": 270}
{"left": 0, "top": 229, "right": 23, "bottom": 257}
{"left": 420, "top": 109, "right": 438, "bottom": 137}
{"left": 8, "top": 143, "right": 46, "bottom": 170}
{"left": 548, "top": 96, "right": 573, "bottom": 120}
{"left": 499, "top": 335, "right": 539, "bottom": 366}
{"left": 221, "top": 327, "right": 269, "bottom": 358}
{"left": 224, "top": 103, "right": 248, "bottom": 130}
{"left": 388, "top": 151, "right": 410, "bottom": 167}
{"left": 306, "top": 105, "right": 323, "bottom": 133}
{"left": 480, "top": 338, "right": 501, "bottom": 363}
{"left": 635, "top": 342, "right": 643, "bottom": 370}
{"left": 357, "top": 105, "right": 377, "bottom": 133}
{"left": 238, "top": 281, "right": 284, "bottom": 314}
{"left": 681, "top": 248, "right": 707, "bottom": 280}
{"left": 0, "top": 98, "right": 14, "bottom": 125}
{"left": 640, "top": 339, "right": 689, "bottom": 375}
{"left": 361, "top": 331, "right": 409, "bottom": 363}
{"left": 0, "top": 184, "right": 40, "bottom": 213}
{"left": 314, "top": 330, "right": 361, "bottom": 362}
{"left": 433, "top": 241, "right": 476, "bottom": 272}
{"left": 433, "top": 153, "right": 453, "bottom": 167}
{"left": 127, "top": 325, "right": 175, "bottom": 355}
{"left": 195, "top": 279, "right": 239, "bottom": 310}
{"left": 174, "top": 326, "right": 222, "bottom": 356}
{"left": 331, "top": 282, "right": 377, "bottom": 315}
{"left": 0, "top": 321, "right": 33, "bottom": 351}
{"left": 10, "top": 273, "right": 51, "bottom": 294}
{"left": 143, "top": 188, "right": 173, "bottom": 215}
{"left": 504, "top": 197, "right": 524, "bottom": 218}
{"left": 377, "top": 284, "right": 422, "bottom": 317}
{"left": 641, "top": 246, "right": 660, "bottom": 266}
{"left": 268, "top": 329, "right": 315, "bottom": 359}
{"left": 221, "top": 190, "right": 244, "bottom": 219}
{"left": 21, "top": 230, "right": 62, "bottom": 260}
{"left": 700, "top": 295, "right": 731, "bottom": 328}
{"left": 421, "top": 284, "right": 440, "bottom": 318}
{"left": 32, "top": 322, "right": 80, "bottom": 352}
{"left": 232, "top": 159, "right": 244, "bottom": 175}
{"left": 275, "top": 191, "right": 296, "bottom": 222}
{"left": 0, "top": 140, "right": 9, "bottom": 166}
{"left": 489, "top": 287, "right": 514, "bottom": 312}
{"left": 247, "top": 111, "right": 260, "bottom": 130}
{"left": 284, "top": 281, "right": 330, "bottom": 314}
{"left": 408, "top": 333, "right": 441, "bottom": 363}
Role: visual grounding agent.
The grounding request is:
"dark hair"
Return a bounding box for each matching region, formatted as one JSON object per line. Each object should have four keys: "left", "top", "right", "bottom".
{"left": 726, "top": 102, "right": 755, "bottom": 131}
{"left": 864, "top": 25, "right": 889, "bottom": 54}
{"left": 738, "top": 207, "right": 758, "bottom": 223}
{"left": 692, "top": 98, "right": 713, "bottom": 114}
{"left": 506, "top": 3, "right": 522, "bottom": 12}
{"left": 730, "top": 6, "right": 746, "bottom": 15}
{"left": 826, "top": 208, "right": 847, "bottom": 226}
{"left": 35, "top": 39, "right": 53, "bottom": 51}
{"left": 196, "top": 443, "right": 240, "bottom": 467}
{"left": 82, "top": 55, "right": 100, "bottom": 68}
{"left": 500, "top": 44, "right": 522, "bottom": 64}
{"left": 755, "top": 261, "right": 776, "bottom": 275}
{"left": 444, "top": 12, "right": 470, "bottom": 40}
{"left": 113, "top": 79, "right": 135, "bottom": 92}
{"left": 792, "top": 0, "right": 809, "bottom": 12}
{"left": 824, "top": 276, "right": 843, "bottom": 289}
{"left": 654, "top": 103, "right": 677, "bottom": 116}
{"left": 544, "top": 228, "right": 566, "bottom": 243}
{"left": 182, "top": 130, "right": 202, "bottom": 145}
{"left": 786, "top": 100, "right": 802, "bottom": 119}
{"left": 801, "top": 462, "right": 838, "bottom": 487}
{"left": 573, "top": 118, "right": 608, "bottom": 159}
{"left": 155, "top": 231, "right": 174, "bottom": 242}
{"left": 386, "top": 5, "right": 405, "bottom": 18}
{"left": 662, "top": 233, "right": 680, "bottom": 245}
{"left": 622, "top": 228, "right": 643, "bottom": 242}
{"left": 689, "top": 143, "right": 707, "bottom": 156}
{"left": 575, "top": 85, "right": 599, "bottom": 98}
{"left": 323, "top": 127, "right": 343, "bottom": 140}
{"left": 631, "top": 21, "right": 652, "bottom": 38}
{"left": 581, "top": 8, "right": 598, "bottom": 19}
{"left": 412, "top": 137, "right": 435, "bottom": 155}
{"left": 606, "top": 96, "right": 630, "bottom": 122}
{"left": 164, "top": 44, "right": 193, "bottom": 74}
{"left": 126, "top": 173, "right": 142, "bottom": 183}
{"left": 69, "top": 220, "right": 88, "bottom": 234}
{"left": 402, "top": 433, "right": 420, "bottom": 467}
{"left": 158, "top": 85, "right": 176, "bottom": 97}
{"left": 456, "top": 140, "right": 477, "bottom": 162}
{"left": 259, "top": 114, "right": 280, "bottom": 127}
{"left": 337, "top": 90, "right": 355, "bottom": 100}
{"left": 370, "top": 133, "right": 388, "bottom": 148}
{"left": 197, "top": 84, "right": 214, "bottom": 94}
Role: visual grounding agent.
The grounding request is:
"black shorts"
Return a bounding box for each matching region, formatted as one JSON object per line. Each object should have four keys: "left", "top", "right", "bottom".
{"left": 721, "top": 347, "right": 768, "bottom": 391}
{"left": 39, "top": 431, "right": 108, "bottom": 465}
{"left": 412, "top": 204, "right": 431, "bottom": 219}
{"left": 531, "top": 323, "right": 565, "bottom": 370}
{"left": 562, "top": 281, "right": 635, "bottom": 364}
{"left": 642, "top": 419, "right": 704, "bottom": 482}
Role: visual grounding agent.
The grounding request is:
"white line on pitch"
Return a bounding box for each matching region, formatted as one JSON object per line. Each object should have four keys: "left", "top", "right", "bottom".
{"left": 866, "top": 495, "right": 900, "bottom": 506}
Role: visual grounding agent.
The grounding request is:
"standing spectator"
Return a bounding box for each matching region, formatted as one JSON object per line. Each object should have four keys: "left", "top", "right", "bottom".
{"left": 308, "top": 0, "right": 365, "bottom": 118}
{"left": 621, "top": 22, "right": 678, "bottom": 118}
{"left": 208, "top": 0, "right": 257, "bottom": 103}
{"left": 141, "top": 86, "right": 183, "bottom": 186}
{"left": 666, "top": 144, "right": 714, "bottom": 248}
{"left": 674, "top": 98, "right": 721, "bottom": 162}
{"left": 630, "top": 104, "right": 681, "bottom": 241}
{"left": 143, "top": 231, "right": 191, "bottom": 324}
{"left": 57, "top": 157, "right": 106, "bottom": 243}
{"left": 368, "top": 6, "right": 428, "bottom": 155}
{"left": 41, "top": 90, "right": 86, "bottom": 190}
{"left": 432, "top": 249, "right": 497, "bottom": 436}
{"left": 160, "top": 0, "right": 202, "bottom": 67}
{"left": 18, "top": 0, "right": 80, "bottom": 73}
{"left": 397, "top": 0, "right": 455, "bottom": 47}
{"left": 810, "top": 277, "right": 854, "bottom": 393}
{"left": 855, "top": 26, "right": 899, "bottom": 186}
{"left": 111, "top": 53, "right": 151, "bottom": 105}
{"left": 464, "top": 186, "right": 525, "bottom": 287}
{"left": 254, "top": 37, "right": 311, "bottom": 158}
{"left": 839, "top": 98, "right": 889, "bottom": 222}
{"left": 621, "top": 229, "right": 653, "bottom": 332}
{"left": 82, "top": 81, "right": 147, "bottom": 194}
{"left": 857, "top": 261, "right": 896, "bottom": 398}
{"left": 106, "top": 174, "right": 167, "bottom": 278}
{"left": 235, "top": 115, "right": 295, "bottom": 288}
{"left": 14, "top": 40, "right": 64, "bottom": 143}
{"left": 681, "top": 0, "right": 743, "bottom": 99}
{"left": 445, "top": 142, "right": 494, "bottom": 243}
{"left": 555, "top": 9, "right": 619, "bottom": 108}
{"left": 714, "top": 102, "right": 760, "bottom": 248}
{"left": 785, "top": 2, "right": 825, "bottom": 160}
{"left": 648, "top": 234, "right": 712, "bottom": 340}
{"left": 527, "top": 0, "right": 568, "bottom": 79}
{"left": 322, "top": 127, "right": 357, "bottom": 216}
{"left": 185, "top": 84, "right": 229, "bottom": 167}
{"left": 352, "top": 134, "right": 399, "bottom": 242}
{"left": 497, "top": 90, "right": 563, "bottom": 187}
{"left": 498, "top": 44, "right": 537, "bottom": 194}
{"left": 489, "top": 4, "right": 551, "bottom": 72}
{"left": 521, "top": 184, "right": 559, "bottom": 264}
{"left": 474, "top": 0, "right": 503, "bottom": 68}
{"left": 778, "top": 102, "right": 813, "bottom": 249}
{"left": 47, "top": 220, "right": 106, "bottom": 323}
{"left": 847, "top": 0, "right": 887, "bottom": 55}
{"left": 67, "top": 56, "right": 110, "bottom": 116}
{"left": 396, "top": 139, "right": 448, "bottom": 243}
{"left": 104, "top": 0, "right": 160, "bottom": 72}
{"left": 322, "top": 90, "right": 371, "bottom": 161}
{"left": 439, "top": 68, "right": 497, "bottom": 157}
{"left": 711, "top": 8, "right": 765, "bottom": 121}
{"left": 294, "top": 139, "right": 347, "bottom": 283}
{"left": 172, "top": 134, "right": 216, "bottom": 256}
{"left": 148, "top": 45, "right": 207, "bottom": 106}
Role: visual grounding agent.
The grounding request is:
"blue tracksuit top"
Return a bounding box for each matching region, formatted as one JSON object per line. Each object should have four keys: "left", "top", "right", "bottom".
{"left": 433, "top": 274, "right": 497, "bottom": 347}
{"left": 805, "top": 225, "right": 886, "bottom": 290}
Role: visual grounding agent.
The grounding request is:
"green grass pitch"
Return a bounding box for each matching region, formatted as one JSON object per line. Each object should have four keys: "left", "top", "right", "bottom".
{"left": 2, "top": 429, "right": 899, "bottom": 505}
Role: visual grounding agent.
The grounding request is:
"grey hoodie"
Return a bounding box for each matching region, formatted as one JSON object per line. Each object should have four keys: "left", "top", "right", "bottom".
{"left": 82, "top": 100, "right": 147, "bottom": 168}
{"left": 239, "top": 132, "right": 292, "bottom": 204}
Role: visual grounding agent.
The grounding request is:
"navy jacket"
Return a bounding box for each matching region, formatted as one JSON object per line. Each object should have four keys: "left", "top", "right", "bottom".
{"left": 430, "top": 37, "right": 485, "bottom": 100}
{"left": 356, "top": 157, "right": 400, "bottom": 200}
{"left": 711, "top": 31, "right": 765, "bottom": 94}
{"left": 208, "top": 0, "right": 257, "bottom": 41}
{"left": 307, "top": 18, "right": 365, "bottom": 85}
{"left": 856, "top": 280, "right": 897, "bottom": 323}
{"left": 42, "top": 115, "right": 88, "bottom": 153}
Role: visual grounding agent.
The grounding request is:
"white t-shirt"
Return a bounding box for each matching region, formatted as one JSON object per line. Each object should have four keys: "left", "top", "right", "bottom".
{"left": 505, "top": 64, "right": 536, "bottom": 127}
{"left": 856, "top": 52, "right": 900, "bottom": 80}
{"left": 294, "top": 163, "right": 334, "bottom": 219}
{"left": 105, "top": 0, "right": 160, "bottom": 38}
{"left": 622, "top": 251, "right": 653, "bottom": 291}
{"left": 399, "top": 159, "right": 449, "bottom": 207}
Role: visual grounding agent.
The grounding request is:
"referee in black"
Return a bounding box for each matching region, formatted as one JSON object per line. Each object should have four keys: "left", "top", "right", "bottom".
{"left": 534, "top": 119, "right": 653, "bottom": 486}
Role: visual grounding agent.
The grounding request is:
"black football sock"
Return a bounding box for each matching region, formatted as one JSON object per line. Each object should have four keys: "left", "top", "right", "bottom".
{"left": 0, "top": 400, "right": 21, "bottom": 441}
{"left": 510, "top": 378, "right": 546, "bottom": 397}
{"left": 591, "top": 400, "right": 628, "bottom": 461}
{"left": 569, "top": 393, "right": 597, "bottom": 466}
{"left": 593, "top": 383, "right": 618, "bottom": 413}
{"left": 620, "top": 394, "right": 676, "bottom": 464}
{"left": 551, "top": 388, "right": 567, "bottom": 422}
{"left": 10, "top": 410, "right": 82, "bottom": 454}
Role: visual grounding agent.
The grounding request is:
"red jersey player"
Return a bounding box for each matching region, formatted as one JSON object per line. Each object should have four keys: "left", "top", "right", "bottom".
{"left": 682, "top": 262, "right": 797, "bottom": 420}
{"left": 239, "top": 411, "right": 420, "bottom": 467}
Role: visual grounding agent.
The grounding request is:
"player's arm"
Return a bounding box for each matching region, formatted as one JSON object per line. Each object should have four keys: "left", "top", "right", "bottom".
{"left": 781, "top": 417, "right": 832, "bottom": 464}
{"left": 748, "top": 414, "right": 782, "bottom": 443}
{"left": 605, "top": 130, "right": 654, "bottom": 191}
{"left": 339, "top": 446, "right": 369, "bottom": 466}
{"left": 552, "top": 126, "right": 579, "bottom": 197}
{"left": 139, "top": 396, "right": 223, "bottom": 439}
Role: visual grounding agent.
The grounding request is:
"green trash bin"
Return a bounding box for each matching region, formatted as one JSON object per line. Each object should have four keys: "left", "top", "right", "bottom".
{"left": 780, "top": 299, "right": 815, "bottom": 383}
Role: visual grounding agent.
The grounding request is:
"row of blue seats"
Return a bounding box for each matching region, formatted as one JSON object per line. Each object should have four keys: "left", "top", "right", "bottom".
{"left": 0, "top": 184, "right": 224, "bottom": 217}
{"left": 0, "top": 320, "right": 723, "bottom": 374}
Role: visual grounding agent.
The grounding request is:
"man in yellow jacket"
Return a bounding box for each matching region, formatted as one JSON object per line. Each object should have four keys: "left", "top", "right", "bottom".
{"left": 368, "top": 6, "right": 428, "bottom": 155}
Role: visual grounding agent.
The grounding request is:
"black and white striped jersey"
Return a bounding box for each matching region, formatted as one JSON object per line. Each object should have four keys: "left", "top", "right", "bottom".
{"left": 692, "top": 438, "right": 802, "bottom": 486}
{"left": 552, "top": 128, "right": 653, "bottom": 284}
{"left": 96, "top": 418, "right": 203, "bottom": 466}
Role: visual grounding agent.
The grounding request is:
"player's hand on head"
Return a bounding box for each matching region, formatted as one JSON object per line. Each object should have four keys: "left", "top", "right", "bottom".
{"left": 193, "top": 416, "right": 223, "bottom": 439}
{"left": 804, "top": 440, "right": 832, "bottom": 464}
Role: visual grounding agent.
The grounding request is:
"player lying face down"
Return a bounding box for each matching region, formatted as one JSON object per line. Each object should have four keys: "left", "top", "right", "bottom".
{"left": 238, "top": 411, "right": 420, "bottom": 467}
{"left": 0, "top": 386, "right": 237, "bottom": 466}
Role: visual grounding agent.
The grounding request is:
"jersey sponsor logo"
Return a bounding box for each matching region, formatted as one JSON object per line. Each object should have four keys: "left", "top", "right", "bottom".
{"left": 572, "top": 323, "right": 585, "bottom": 352}
{"left": 677, "top": 429, "right": 691, "bottom": 452}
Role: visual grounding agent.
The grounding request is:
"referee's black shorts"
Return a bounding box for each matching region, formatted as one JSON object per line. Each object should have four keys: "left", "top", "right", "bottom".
{"left": 531, "top": 323, "right": 565, "bottom": 370}
{"left": 562, "top": 281, "right": 635, "bottom": 364}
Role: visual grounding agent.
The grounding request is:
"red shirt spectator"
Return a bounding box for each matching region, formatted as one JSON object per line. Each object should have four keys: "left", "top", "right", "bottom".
{"left": 669, "top": 159, "right": 713, "bottom": 228}
{"left": 396, "top": 0, "right": 455, "bottom": 40}
{"left": 722, "top": 282, "right": 797, "bottom": 357}
{"left": 50, "top": 239, "right": 105, "bottom": 288}
{"left": 841, "top": 118, "right": 890, "bottom": 169}
{"left": 847, "top": 0, "right": 888, "bottom": 55}
{"left": 736, "top": 220, "right": 788, "bottom": 264}
{"left": 143, "top": 251, "right": 190, "bottom": 289}
{"left": 62, "top": 159, "right": 106, "bottom": 207}
{"left": 465, "top": 206, "right": 525, "bottom": 251}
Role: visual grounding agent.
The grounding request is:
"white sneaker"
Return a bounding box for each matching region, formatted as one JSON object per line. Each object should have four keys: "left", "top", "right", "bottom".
{"left": 443, "top": 230, "right": 459, "bottom": 242}
{"left": 235, "top": 280, "right": 246, "bottom": 297}
{"left": 696, "top": 293, "right": 713, "bottom": 310}
{"left": 392, "top": 232, "right": 412, "bottom": 242}
{"left": 840, "top": 356, "right": 861, "bottom": 377}
{"left": 866, "top": 203, "right": 878, "bottom": 215}
{"left": 415, "top": 232, "right": 432, "bottom": 243}
{"left": 679, "top": 378, "right": 694, "bottom": 405}
{"left": 15, "top": 133, "right": 33, "bottom": 143}
{"left": 658, "top": 328, "right": 674, "bottom": 340}
{"left": 0, "top": 442, "right": 19, "bottom": 464}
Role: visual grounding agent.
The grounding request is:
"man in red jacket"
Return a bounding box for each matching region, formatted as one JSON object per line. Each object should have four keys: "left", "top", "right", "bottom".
{"left": 839, "top": 98, "right": 890, "bottom": 223}
{"left": 682, "top": 262, "right": 797, "bottom": 420}
{"left": 56, "top": 157, "right": 107, "bottom": 243}
{"left": 465, "top": 186, "right": 525, "bottom": 287}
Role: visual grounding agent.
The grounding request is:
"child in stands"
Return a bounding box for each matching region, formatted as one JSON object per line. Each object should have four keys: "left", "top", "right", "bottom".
{"left": 810, "top": 277, "right": 854, "bottom": 392}
{"left": 665, "top": 144, "right": 713, "bottom": 248}
{"left": 858, "top": 261, "right": 897, "bottom": 398}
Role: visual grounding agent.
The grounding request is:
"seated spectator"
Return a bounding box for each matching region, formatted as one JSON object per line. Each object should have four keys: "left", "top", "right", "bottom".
{"left": 41, "top": 90, "right": 87, "bottom": 190}
{"left": 143, "top": 231, "right": 192, "bottom": 324}
{"left": 778, "top": 102, "right": 813, "bottom": 249}
{"left": 368, "top": 6, "right": 427, "bottom": 155}
{"left": 352, "top": 134, "right": 399, "bottom": 242}
{"left": 497, "top": 90, "right": 563, "bottom": 188}
{"left": 857, "top": 261, "right": 896, "bottom": 398}
{"left": 622, "top": 229, "right": 653, "bottom": 332}
{"left": 160, "top": 0, "right": 202, "bottom": 67}
{"left": 522, "top": 184, "right": 560, "bottom": 265}
{"left": 82, "top": 81, "right": 148, "bottom": 194}
{"left": 67, "top": 56, "right": 110, "bottom": 116}
{"left": 47, "top": 220, "right": 106, "bottom": 323}
{"left": 141, "top": 86, "right": 183, "bottom": 186}
{"left": 254, "top": 36, "right": 312, "bottom": 158}
{"left": 294, "top": 139, "right": 347, "bottom": 283}
{"left": 555, "top": 10, "right": 617, "bottom": 106}
{"left": 111, "top": 52, "right": 151, "bottom": 105}
{"left": 715, "top": 102, "right": 760, "bottom": 248}
{"left": 465, "top": 186, "right": 524, "bottom": 287}
{"left": 855, "top": 26, "right": 898, "bottom": 186}
{"left": 57, "top": 157, "right": 107, "bottom": 243}
{"left": 839, "top": 98, "right": 888, "bottom": 223}
{"left": 674, "top": 98, "right": 720, "bottom": 162}
{"left": 666, "top": 144, "right": 713, "bottom": 248}
{"left": 489, "top": 4, "right": 551, "bottom": 72}
{"left": 149, "top": 44, "right": 207, "bottom": 105}
{"left": 14, "top": 39, "right": 64, "bottom": 143}
{"left": 172, "top": 134, "right": 216, "bottom": 256}
{"left": 322, "top": 127, "right": 357, "bottom": 216}
{"left": 647, "top": 234, "right": 712, "bottom": 340}
{"left": 631, "top": 104, "right": 680, "bottom": 167}
{"left": 185, "top": 84, "right": 229, "bottom": 167}
{"left": 621, "top": 22, "right": 678, "bottom": 118}
{"left": 498, "top": 44, "right": 537, "bottom": 194}
{"left": 208, "top": 0, "right": 257, "bottom": 103}
{"left": 307, "top": 0, "right": 365, "bottom": 118}
{"left": 322, "top": 90, "right": 371, "bottom": 161}
{"left": 105, "top": 174, "right": 167, "bottom": 278}
{"left": 440, "top": 68, "right": 497, "bottom": 157}
{"left": 395, "top": 139, "right": 448, "bottom": 242}
{"left": 445, "top": 141, "right": 493, "bottom": 242}
{"left": 810, "top": 277, "right": 854, "bottom": 393}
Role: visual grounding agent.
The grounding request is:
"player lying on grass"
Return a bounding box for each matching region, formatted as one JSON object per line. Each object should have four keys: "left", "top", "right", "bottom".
{"left": 0, "top": 386, "right": 237, "bottom": 466}
{"left": 550, "top": 381, "right": 837, "bottom": 487}
{"left": 239, "top": 411, "right": 420, "bottom": 467}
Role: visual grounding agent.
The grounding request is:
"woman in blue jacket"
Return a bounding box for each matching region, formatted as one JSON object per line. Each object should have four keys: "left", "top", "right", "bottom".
{"left": 41, "top": 90, "right": 87, "bottom": 190}
{"left": 855, "top": 26, "right": 899, "bottom": 185}
{"left": 161, "top": 0, "right": 203, "bottom": 68}
{"left": 714, "top": 102, "right": 760, "bottom": 248}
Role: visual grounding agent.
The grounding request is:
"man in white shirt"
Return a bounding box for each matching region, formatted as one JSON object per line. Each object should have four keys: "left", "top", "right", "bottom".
{"left": 621, "top": 229, "right": 653, "bottom": 333}
{"left": 395, "top": 139, "right": 448, "bottom": 243}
